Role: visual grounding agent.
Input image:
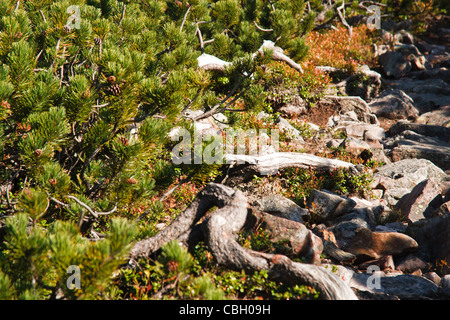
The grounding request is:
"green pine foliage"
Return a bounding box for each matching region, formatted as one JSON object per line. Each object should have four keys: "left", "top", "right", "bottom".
{"left": 0, "top": 0, "right": 320, "bottom": 300}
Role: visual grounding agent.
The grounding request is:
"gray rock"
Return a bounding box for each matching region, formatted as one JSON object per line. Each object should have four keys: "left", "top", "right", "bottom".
{"left": 379, "top": 274, "right": 439, "bottom": 299}
{"left": 249, "top": 210, "right": 323, "bottom": 264}
{"left": 423, "top": 272, "right": 442, "bottom": 285}
{"left": 306, "top": 189, "right": 357, "bottom": 223}
{"left": 257, "top": 194, "right": 309, "bottom": 223}
{"left": 384, "top": 130, "right": 450, "bottom": 171}
{"left": 387, "top": 120, "right": 450, "bottom": 142}
{"left": 416, "top": 106, "right": 450, "bottom": 127}
{"left": 384, "top": 77, "right": 450, "bottom": 111}
{"left": 330, "top": 264, "right": 439, "bottom": 299}
{"left": 379, "top": 51, "right": 411, "bottom": 78}
{"left": 441, "top": 275, "right": 450, "bottom": 288}
{"left": 395, "top": 254, "right": 427, "bottom": 273}
{"left": 373, "top": 158, "right": 447, "bottom": 191}
{"left": 275, "top": 117, "right": 305, "bottom": 142}
{"left": 330, "top": 212, "right": 376, "bottom": 247}
{"left": 407, "top": 214, "right": 450, "bottom": 275}
{"left": 368, "top": 89, "right": 419, "bottom": 120}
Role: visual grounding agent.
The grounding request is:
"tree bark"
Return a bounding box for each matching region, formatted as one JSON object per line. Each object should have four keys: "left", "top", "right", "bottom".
{"left": 130, "top": 183, "right": 358, "bottom": 300}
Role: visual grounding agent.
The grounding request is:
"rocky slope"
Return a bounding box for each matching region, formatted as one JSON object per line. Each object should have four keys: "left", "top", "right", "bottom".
{"left": 234, "top": 18, "right": 450, "bottom": 300}
{"left": 180, "top": 17, "right": 450, "bottom": 299}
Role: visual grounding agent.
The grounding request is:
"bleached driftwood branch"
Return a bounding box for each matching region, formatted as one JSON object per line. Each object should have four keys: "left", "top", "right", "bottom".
{"left": 197, "top": 40, "right": 303, "bottom": 73}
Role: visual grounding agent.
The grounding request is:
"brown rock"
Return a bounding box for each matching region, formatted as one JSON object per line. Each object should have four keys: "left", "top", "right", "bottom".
{"left": 249, "top": 210, "right": 323, "bottom": 264}
{"left": 358, "top": 255, "right": 395, "bottom": 271}
{"left": 395, "top": 178, "right": 443, "bottom": 222}
{"left": 423, "top": 271, "right": 441, "bottom": 285}
{"left": 344, "top": 227, "right": 418, "bottom": 261}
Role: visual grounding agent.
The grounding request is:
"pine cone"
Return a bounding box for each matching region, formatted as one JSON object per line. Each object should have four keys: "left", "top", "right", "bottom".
{"left": 105, "top": 83, "right": 121, "bottom": 96}
{"left": 107, "top": 75, "right": 116, "bottom": 84}
{"left": 166, "top": 260, "right": 179, "bottom": 272}
{"left": 118, "top": 136, "right": 129, "bottom": 146}
{"left": 94, "top": 37, "right": 102, "bottom": 45}
{"left": 34, "top": 149, "right": 43, "bottom": 157}
{"left": 126, "top": 178, "right": 137, "bottom": 185}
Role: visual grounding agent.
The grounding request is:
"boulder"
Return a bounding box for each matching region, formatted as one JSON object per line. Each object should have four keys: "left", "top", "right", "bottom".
{"left": 395, "top": 253, "right": 427, "bottom": 274}
{"left": 376, "top": 274, "right": 439, "bottom": 299}
{"left": 257, "top": 194, "right": 309, "bottom": 223}
{"left": 329, "top": 264, "right": 439, "bottom": 299}
{"left": 387, "top": 120, "right": 450, "bottom": 141}
{"left": 383, "top": 78, "right": 450, "bottom": 112}
{"left": 379, "top": 51, "right": 411, "bottom": 78}
{"left": 416, "top": 106, "right": 450, "bottom": 127}
{"left": 248, "top": 210, "right": 323, "bottom": 264}
{"left": 275, "top": 117, "right": 305, "bottom": 143}
{"left": 407, "top": 214, "right": 450, "bottom": 275}
{"left": 306, "top": 189, "right": 357, "bottom": 223}
{"left": 368, "top": 89, "right": 419, "bottom": 120}
{"left": 371, "top": 158, "right": 447, "bottom": 206}
{"left": 384, "top": 130, "right": 450, "bottom": 171}
{"left": 423, "top": 272, "right": 442, "bottom": 285}
{"left": 343, "top": 227, "right": 419, "bottom": 261}
{"left": 373, "top": 159, "right": 447, "bottom": 188}
{"left": 330, "top": 211, "right": 377, "bottom": 247}
{"left": 395, "top": 178, "right": 443, "bottom": 222}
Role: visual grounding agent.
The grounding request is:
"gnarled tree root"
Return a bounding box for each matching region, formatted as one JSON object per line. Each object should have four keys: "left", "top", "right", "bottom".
{"left": 130, "top": 183, "right": 358, "bottom": 300}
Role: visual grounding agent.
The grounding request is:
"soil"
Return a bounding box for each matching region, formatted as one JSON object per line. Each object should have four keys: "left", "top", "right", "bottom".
{"left": 301, "top": 100, "right": 339, "bottom": 128}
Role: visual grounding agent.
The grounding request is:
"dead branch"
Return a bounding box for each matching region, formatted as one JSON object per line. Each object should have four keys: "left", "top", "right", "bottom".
{"left": 130, "top": 183, "right": 357, "bottom": 300}
{"left": 198, "top": 40, "right": 303, "bottom": 74}
{"left": 118, "top": 3, "right": 126, "bottom": 27}
{"left": 253, "top": 21, "right": 274, "bottom": 32}
{"left": 222, "top": 152, "right": 357, "bottom": 185}
{"left": 337, "top": 0, "right": 353, "bottom": 38}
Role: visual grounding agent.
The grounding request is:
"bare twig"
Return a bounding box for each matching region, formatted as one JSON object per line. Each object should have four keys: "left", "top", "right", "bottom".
{"left": 337, "top": 0, "right": 353, "bottom": 38}
{"left": 195, "top": 24, "right": 205, "bottom": 53}
{"left": 118, "top": 3, "right": 126, "bottom": 27}
{"left": 180, "top": 5, "right": 191, "bottom": 31}
{"left": 191, "top": 79, "right": 242, "bottom": 121}
{"left": 92, "top": 102, "right": 110, "bottom": 108}
{"left": 39, "top": 10, "right": 47, "bottom": 23}
{"left": 66, "top": 195, "right": 118, "bottom": 219}
{"left": 253, "top": 21, "right": 274, "bottom": 32}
